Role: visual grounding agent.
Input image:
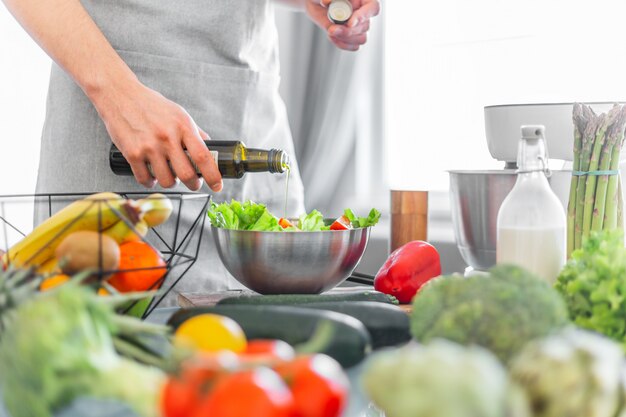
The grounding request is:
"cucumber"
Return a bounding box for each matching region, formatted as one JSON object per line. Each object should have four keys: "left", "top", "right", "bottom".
{"left": 217, "top": 291, "right": 399, "bottom": 306}
{"left": 296, "top": 301, "right": 411, "bottom": 349}
{"left": 167, "top": 305, "right": 372, "bottom": 368}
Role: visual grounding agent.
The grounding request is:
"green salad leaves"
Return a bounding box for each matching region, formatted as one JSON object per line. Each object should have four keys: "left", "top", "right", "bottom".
{"left": 207, "top": 200, "right": 381, "bottom": 232}
{"left": 555, "top": 229, "right": 626, "bottom": 348}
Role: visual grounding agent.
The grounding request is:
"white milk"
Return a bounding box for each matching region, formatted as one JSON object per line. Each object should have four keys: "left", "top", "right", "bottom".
{"left": 497, "top": 226, "right": 566, "bottom": 284}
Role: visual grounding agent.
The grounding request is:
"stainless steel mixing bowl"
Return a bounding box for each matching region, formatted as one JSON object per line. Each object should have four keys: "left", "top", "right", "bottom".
{"left": 448, "top": 170, "right": 570, "bottom": 271}
{"left": 211, "top": 224, "right": 371, "bottom": 294}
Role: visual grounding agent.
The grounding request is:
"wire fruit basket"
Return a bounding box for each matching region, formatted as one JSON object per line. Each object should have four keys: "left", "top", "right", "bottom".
{"left": 0, "top": 191, "right": 211, "bottom": 318}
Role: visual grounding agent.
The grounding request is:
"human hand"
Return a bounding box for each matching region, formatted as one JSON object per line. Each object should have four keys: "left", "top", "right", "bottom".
{"left": 92, "top": 80, "right": 222, "bottom": 192}
{"left": 305, "top": 0, "right": 380, "bottom": 51}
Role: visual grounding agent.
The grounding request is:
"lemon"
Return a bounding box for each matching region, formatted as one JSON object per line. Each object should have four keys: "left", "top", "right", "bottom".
{"left": 174, "top": 313, "right": 247, "bottom": 353}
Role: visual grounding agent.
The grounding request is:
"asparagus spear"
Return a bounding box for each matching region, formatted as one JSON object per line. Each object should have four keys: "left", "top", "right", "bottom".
{"left": 582, "top": 108, "right": 620, "bottom": 242}
{"left": 574, "top": 111, "right": 601, "bottom": 249}
{"left": 567, "top": 103, "right": 587, "bottom": 257}
{"left": 603, "top": 107, "right": 626, "bottom": 230}
{"left": 590, "top": 105, "right": 622, "bottom": 232}
{"left": 617, "top": 176, "right": 623, "bottom": 231}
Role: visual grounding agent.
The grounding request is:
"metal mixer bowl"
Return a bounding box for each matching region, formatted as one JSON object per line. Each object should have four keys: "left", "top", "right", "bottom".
{"left": 211, "top": 223, "right": 371, "bottom": 294}
{"left": 448, "top": 170, "right": 570, "bottom": 271}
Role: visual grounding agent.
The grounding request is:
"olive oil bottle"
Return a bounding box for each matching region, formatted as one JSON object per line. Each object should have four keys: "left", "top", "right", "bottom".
{"left": 109, "top": 140, "right": 290, "bottom": 179}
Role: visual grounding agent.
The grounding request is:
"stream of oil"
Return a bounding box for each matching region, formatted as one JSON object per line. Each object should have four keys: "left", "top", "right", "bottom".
{"left": 283, "top": 164, "right": 291, "bottom": 220}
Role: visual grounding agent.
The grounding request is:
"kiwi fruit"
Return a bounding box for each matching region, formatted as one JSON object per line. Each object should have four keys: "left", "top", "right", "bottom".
{"left": 55, "top": 231, "right": 120, "bottom": 275}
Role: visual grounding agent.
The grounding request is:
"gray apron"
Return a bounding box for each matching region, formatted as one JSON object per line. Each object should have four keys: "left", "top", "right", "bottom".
{"left": 35, "top": 0, "right": 306, "bottom": 306}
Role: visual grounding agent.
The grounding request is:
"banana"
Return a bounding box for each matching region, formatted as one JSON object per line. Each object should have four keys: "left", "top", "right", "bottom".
{"left": 103, "top": 218, "right": 149, "bottom": 244}
{"left": 36, "top": 257, "right": 60, "bottom": 276}
{"left": 2, "top": 192, "right": 141, "bottom": 268}
{"left": 138, "top": 193, "right": 174, "bottom": 227}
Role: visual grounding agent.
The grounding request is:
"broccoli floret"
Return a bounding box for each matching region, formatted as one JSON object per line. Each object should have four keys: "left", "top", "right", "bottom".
{"left": 410, "top": 264, "right": 569, "bottom": 363}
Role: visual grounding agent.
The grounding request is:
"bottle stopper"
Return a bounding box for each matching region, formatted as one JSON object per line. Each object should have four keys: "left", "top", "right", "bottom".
{"left": 328, "top": 0, "right": 353, "bottom": 25}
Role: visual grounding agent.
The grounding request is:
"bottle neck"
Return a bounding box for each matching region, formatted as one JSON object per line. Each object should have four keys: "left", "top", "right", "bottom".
{"left": 515, "top": 170, "right": 549, "bottom": 184}
{"left": 244, "top": 148, "right": 289, "bottom": 173}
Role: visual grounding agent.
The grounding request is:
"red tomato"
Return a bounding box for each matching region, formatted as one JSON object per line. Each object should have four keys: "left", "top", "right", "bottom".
{"left": 191, "top": 368, "right": 295, "bottom": 417}
{"left": 329, "top": 215, "right": 352, "bottom": 231}
{"left": 374, "top": 240, "right": 441, "bottom": 304}
{"left": 161, "top": 352, "right": 240, "bottom": 417}
{"left": 279, "top": 218, "right": 295, "bottom": 229}
{"left": 243, "top": 340, "right": 296, "bottom": 361}
{"left": 274, "top": 354, "right": 349, "bottom": 417}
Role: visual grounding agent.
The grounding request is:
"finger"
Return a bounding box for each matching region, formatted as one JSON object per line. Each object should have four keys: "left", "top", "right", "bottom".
{"left": 330, "top": 31, "right": 367, "bottom": 47}
{"left": 183, "top": 134, "right": 223, "bottom": 192}
{"left": 329, "top": 35, "right": 361, "bottom": 51}
{"left": 169, "top": 147, "right": 202, "bottom": 191}
{"left": 347, "top": 1, "right": 380, "bottom": 28}
{"left": 149, "top": 156, "right": 178, "bottom": 189}
{"left": 328, "top": 20, "right": 370, "bottom": 38}
{"left": 129, "top": 158, "right": 157, "bottom": 189}
{"left": 198, "top": 128, "right": 210, "bottom": 141}
{"left": 333, "top": 32, "right": 367, "bottom": 46}
{"left": 320, "top": 0, "right": 332, "bottom": 7}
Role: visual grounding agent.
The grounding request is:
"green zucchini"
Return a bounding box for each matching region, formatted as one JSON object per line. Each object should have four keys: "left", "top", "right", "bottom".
{"left": 217, "top": 291, "right": 399, "bottom": 306}
{"left": 167, "top": 305, "right": 372, "bottom": 368}
{"left": 296, "top": 301, "right": 411, "bottom": 349}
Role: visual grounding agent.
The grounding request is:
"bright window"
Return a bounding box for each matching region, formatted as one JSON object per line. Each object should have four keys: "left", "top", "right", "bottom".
{"left": 385, "top": 0, "right": 626, "bottom": 192}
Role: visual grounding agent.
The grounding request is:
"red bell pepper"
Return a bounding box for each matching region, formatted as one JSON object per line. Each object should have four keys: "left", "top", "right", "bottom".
{"left": 374, "top": 240, "right": 441, "bottom": 304}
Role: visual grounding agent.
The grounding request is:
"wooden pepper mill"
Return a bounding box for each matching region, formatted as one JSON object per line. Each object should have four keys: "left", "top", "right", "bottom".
{"left": 390, "top": 190, "right": 428, "bottom": 252}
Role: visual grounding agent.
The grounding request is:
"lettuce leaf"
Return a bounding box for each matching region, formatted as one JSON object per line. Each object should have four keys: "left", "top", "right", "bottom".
{"left": 344, "top": 208, "right": 382, "bottom": 228}
{"left": 298, "top": 210, "right": 329, "bottom": 231}
{"left": 208, "top": 200, "right": 380, "bottom": 232}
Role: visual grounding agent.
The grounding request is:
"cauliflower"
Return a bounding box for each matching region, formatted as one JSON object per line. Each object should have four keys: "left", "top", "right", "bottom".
{"left": 510, "top": 327, "right": 623, "bottom": 417}
{"left": 361, "top": 339, "right": 528, "bottom": 417}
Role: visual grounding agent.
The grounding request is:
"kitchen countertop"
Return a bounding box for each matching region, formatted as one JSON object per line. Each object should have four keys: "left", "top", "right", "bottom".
{"left": 0, "top": 307, "right": 385, "bottom": 417}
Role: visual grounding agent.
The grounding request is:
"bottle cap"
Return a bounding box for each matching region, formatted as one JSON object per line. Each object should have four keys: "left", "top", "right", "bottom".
{"left": 521, "top": 125, "right": 545, "bottom": 141}
{"left": 328, "top": 0, "right": 353, "bottom": 24}
{"left": 269, "top": 149, "right": 290, "bottom": 174}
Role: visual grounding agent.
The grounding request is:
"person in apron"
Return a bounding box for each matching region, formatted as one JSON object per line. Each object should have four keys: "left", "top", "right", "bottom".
{"left": 3, "top": 0, "right": 381, "bottom": 306}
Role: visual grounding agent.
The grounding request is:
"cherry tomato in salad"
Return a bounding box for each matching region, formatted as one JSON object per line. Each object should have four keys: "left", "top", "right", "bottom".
{"left": 274, "top": 354, "right": 349, "bottom": 417}
{"left": 329, "top": 215, "right": 352, "bottom": 231}
{"left": 191, "top": 367, "right": 295, "bottom": 417}
{"left": 279, "top": 218, "right": 295, "bottom": 229}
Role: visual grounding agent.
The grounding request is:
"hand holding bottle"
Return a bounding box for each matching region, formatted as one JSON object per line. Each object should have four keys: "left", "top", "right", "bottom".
{"left": 91, "top": 78, "right": 223, "bottom": 192}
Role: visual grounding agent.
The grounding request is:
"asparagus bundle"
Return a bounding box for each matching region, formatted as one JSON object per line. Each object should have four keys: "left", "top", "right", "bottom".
{"left": 567, "top": 103, "right": 626, "bottom": 257}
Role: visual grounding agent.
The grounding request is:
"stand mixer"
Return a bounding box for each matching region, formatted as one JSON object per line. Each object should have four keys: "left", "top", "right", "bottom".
{"left": 448, "top": 102, "right": 621, "bottom": 276}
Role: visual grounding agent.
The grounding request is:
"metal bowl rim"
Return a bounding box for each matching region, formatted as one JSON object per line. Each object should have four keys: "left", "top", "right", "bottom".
{"left": 448, "top": 169, "right": 571, "bottom": 175}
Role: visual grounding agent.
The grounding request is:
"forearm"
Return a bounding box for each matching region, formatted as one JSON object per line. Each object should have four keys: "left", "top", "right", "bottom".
{"left": 2, "top": 0, "right": 137, "bottom": 102}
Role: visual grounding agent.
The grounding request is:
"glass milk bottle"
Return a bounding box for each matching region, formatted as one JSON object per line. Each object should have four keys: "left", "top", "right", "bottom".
{"left": 496, "top": 125, "right": 566, "bottom": 284}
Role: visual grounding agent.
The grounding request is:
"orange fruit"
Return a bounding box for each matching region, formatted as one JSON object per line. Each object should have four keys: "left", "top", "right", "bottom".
{"left": 40, "top": 274, "right": 70, "bottom": 291}
{"left": 107, "top": 241, "right": 166, "bottom": 292}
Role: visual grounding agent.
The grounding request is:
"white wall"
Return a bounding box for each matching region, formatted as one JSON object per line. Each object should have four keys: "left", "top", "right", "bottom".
{"left": 0, "top": 6, "right": 50, "bottom": 194}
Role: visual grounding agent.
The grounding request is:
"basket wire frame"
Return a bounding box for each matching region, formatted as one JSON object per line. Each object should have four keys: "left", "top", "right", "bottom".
{"left": 0, "top": 192, "right": 210, "bottom": 319}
